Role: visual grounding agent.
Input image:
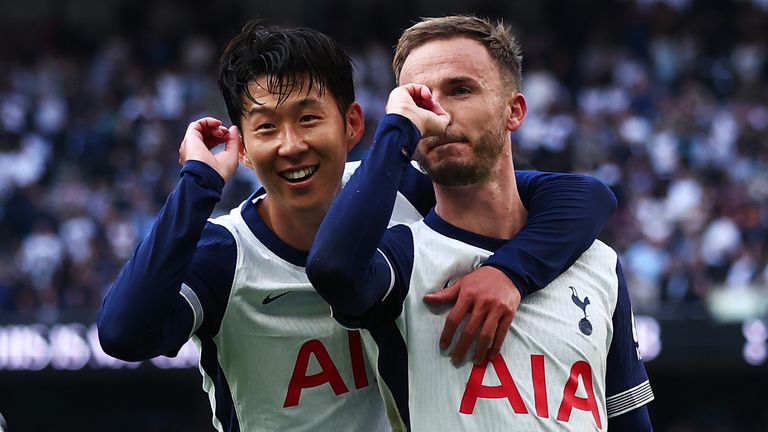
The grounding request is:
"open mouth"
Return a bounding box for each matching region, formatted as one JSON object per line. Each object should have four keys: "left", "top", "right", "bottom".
{"left": 280, "top": 165, "right": 318, "bottom": 183}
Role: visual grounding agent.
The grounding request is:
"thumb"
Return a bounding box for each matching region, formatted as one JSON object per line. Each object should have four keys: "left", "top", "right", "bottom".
{"left": 223, "top": 126, "right": 241, "bottom": 157}
{"left": 424, "top": 282, "right": 460, "bottom": 304}
{"left": 215, "top": 125, "right": 242, "bottom": 181}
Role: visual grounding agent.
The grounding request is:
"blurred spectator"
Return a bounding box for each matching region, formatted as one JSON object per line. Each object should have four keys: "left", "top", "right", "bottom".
{"left": 0, "top": 0, "right": 766, "bottom": 323}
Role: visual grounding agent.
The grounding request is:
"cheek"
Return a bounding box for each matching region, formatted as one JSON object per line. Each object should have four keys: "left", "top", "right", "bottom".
{"left": 315, "top": 128, "right": 349, "bottom": 158}
{"left": 243, "top": 143, "right": 272, "bottom": 170}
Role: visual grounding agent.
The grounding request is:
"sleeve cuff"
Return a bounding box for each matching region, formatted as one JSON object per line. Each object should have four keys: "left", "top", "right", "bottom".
{"left": 380, "top": 113, "right": 422, "bottom": 158}
{"left": 480, "top": 262, "right": 530, "bottom": 298}
{"left": 181, "top": 160, "right": 226, "bottom": 194}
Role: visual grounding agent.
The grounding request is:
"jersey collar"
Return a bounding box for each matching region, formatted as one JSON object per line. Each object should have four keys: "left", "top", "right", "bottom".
{"left": 423, "top": 208, "right": 508, "bottom": 251}
{"left": 239, "top": 189, "right": 309, "bottom": 267}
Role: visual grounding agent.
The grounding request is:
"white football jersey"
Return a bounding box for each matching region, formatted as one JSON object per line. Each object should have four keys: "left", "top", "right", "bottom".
{"left": 362, "top": 212, "right": 653, "bottom": 431}
{"left": 186, "top": 162, "right": 423, "bottom": 431}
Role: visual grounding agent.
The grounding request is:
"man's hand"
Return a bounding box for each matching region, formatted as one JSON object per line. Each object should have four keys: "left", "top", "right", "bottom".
{"left": 386, "top": 84, "right": 450, "bottom": 138}
{"left": 179, "top": 117, "right": 242, "bottom": 181}
{"left": 423, "top": 266, "right": 522, "bottom": 365}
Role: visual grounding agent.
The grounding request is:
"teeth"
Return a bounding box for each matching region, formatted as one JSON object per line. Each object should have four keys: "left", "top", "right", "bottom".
{"left": 283, "top": 166, "right": 317, "bottom": 181}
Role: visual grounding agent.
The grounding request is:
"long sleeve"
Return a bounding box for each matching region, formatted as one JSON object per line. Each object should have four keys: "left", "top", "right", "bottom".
{"left": 606, "top": 259, "right": 655, "bottom": 426}
{"left": 97, "top": 161, "right": 234, "bottom": 361}
{"left": 484, "top": 171, "right": 618, "bottom": 297}
{"left": 609, "top": 405, "right": 653, "bottom": 431}
{"left": 395, "top": 160, "right": 616, "bottom": 300}
{"left": 307, "top": 114, "right": 420, "bottom": 320}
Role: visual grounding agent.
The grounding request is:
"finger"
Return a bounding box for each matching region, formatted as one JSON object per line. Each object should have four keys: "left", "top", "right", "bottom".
{"left": 487, "top": 313, "right": 514, "bottom": 361}
{"left": 451, "top": 309, "right": 484, "bottom": 365}
{"left": 431, "top": 99, "right": 450, "bottom": 118}
{"left": 473, "top": 308, "right": 503, "bottom": 365}
{"left": 187, "top": 118, "right": 222, "bottom": 142}
{"left": 186, "top": 120, "right": 205, "bottom": 140}
{"left": 438, "top": 293, "right": 469, "bottom": 351}
{"left": 415, "top": 86, "right": 434, "bottom": 110}
{"left": 423, "top": 283, "right": 460, "bottom": 304}
{"left": 221, "top": 126, "right": 241, "bottom": 160}
{"left": 196, "top": 117, "right": 223, "bottom": 129}
{"left": 201, "top": 126, "right": 231, "bottom": 149}
{"left": 178, "top": 140, "right": 185, "bottom": 165}
{"left": 210, "top": 125, "right": 230, "bottom": 137}
{"left": 212, "top": 126, "right": 242, "bottom": 180}
{"left": 224, "top": 126, "right": 240, "bottom": 151}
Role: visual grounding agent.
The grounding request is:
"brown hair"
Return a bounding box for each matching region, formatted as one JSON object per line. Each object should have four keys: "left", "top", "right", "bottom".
{"left": 393, "top": 15, "right": 523, "bottom": 92}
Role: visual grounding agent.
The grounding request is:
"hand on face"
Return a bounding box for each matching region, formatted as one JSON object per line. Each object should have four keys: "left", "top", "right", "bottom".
{"left": 386, "top": 84, "right": 450, "bottom": 138}
{"left": 423, "top": 266, "right": 522, "bottom": 366}
{"left": 179, "top": 117, "right": 242, "bottom": 181}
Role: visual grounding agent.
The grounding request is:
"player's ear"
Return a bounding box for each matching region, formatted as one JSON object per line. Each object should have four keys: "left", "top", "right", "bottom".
{"left": 238, "top": 132, "right": 254, "bottom": 169}
{"left": 344, "top": 102, "right": 364, "bottom": 152}
{"left": 505, "top": 92, "right": 527, "bottom": 132}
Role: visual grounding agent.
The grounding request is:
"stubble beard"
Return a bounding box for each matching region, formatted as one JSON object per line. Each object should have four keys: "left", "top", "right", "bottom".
{"left": 414, "top": 126, "right": 506, "bottom": 187}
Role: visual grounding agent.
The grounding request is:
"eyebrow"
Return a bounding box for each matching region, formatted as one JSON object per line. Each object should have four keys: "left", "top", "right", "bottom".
{"left": 444, "top": 76, "right": 477, "bottom": 86}
{"left": 245, "top": 96, "right": 323, "bottom": 118}
{"left": 246, "top": 104, "right": 271, "bottom": 118}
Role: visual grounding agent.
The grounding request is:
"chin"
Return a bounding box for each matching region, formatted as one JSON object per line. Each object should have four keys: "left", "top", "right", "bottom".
{"left": 288, "top": 196, "right": 333, "bottom": 214}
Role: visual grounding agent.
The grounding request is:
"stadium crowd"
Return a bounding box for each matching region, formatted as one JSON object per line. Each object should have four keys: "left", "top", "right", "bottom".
{"left": 1, "top": 0, "right": 767, "bottom": 323}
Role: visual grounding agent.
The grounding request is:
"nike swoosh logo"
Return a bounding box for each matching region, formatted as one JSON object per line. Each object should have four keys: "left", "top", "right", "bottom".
{"left": 262, "top": 291, "right": 293, "bottom": 305}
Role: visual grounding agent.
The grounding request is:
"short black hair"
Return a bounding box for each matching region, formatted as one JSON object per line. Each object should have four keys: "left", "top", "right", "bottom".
{"left": 218, "top": 21, "right": 355, "bottom": 128}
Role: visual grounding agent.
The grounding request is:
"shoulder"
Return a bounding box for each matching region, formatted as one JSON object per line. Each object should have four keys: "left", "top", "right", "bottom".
{"left": 575, "top": 240, "right": 619, "bottom": 270}
{"left": 200, "top": 219, "right": 237, "bottom": 248}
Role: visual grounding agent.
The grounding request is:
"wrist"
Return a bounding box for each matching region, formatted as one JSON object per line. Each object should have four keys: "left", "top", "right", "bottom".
{"left": 481, "top": 263, "right": 528, "bottom": 298}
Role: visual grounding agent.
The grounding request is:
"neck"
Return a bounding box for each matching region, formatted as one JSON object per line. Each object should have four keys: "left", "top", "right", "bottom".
{"left": 433, "top": 155, "right": 526, "bottom": 239}
{"left": 257, "top": 199, "right": 325, "bottom": 251}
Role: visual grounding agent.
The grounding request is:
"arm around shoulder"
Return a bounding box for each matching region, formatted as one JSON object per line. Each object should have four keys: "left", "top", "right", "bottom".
{"left": 485, "top": 171, "right": 617, "bottom": 296}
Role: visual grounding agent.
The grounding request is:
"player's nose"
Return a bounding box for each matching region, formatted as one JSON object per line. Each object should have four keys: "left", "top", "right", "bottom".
{"left": 277, "top": 127, "right": 309, "bottom": 157}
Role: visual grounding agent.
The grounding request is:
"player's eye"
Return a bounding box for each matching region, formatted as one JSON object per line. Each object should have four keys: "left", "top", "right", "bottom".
{"left": 256, "top": 123, "right": 276, "bottom": 131}
{"left": 450, "top": 86, "right": 472, "bottom": 96}
{"left": 300, "top": 114, "right": 320, "bottom": 123}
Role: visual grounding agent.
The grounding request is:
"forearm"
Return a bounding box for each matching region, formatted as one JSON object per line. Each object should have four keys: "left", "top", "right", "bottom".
{"left": 485, "top": 172, "right": 616, "bottom": 296}
{"left": 308, "top": 114, "right": 420, "bottom": 317}
{"left": 97, "top": 161, "right": 223, "bottom": 360}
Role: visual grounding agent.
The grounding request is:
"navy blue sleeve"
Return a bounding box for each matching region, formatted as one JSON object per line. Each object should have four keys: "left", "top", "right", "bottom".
{"left": 395, "top": 164, "right": 616, "bottom": 298}
{"left": 609, "top": 405, "right": 653, "bottom": 431}
{"left": 183, "top": 222, "right": 238, "bottom": 339}
{"left": 307, "top": 114, "right": 420, "bottom": 322}
{"left": 333, "top": 225, "right": 415, "bottom": 329}
{"left": 397, "top": 164, "right": 436, "bottom": 216}
{"left": 97, "top": 161, "right": 235, "bottom": 361}
{"left": 483, "top": 170, "right": 617, "bottom": 297}
{"left": 606, "top": 260, "right": 654, "bottom": 427}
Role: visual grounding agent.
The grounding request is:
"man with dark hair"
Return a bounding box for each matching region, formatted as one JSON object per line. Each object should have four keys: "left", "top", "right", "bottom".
{"left": 98, "top": 21, "right": 616, "bottom": 431}
{"left": 308, "top": 15, "right": 653, "bottom": 431}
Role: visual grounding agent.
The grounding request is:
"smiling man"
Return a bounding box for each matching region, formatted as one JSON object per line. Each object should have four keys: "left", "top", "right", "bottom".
{"left": 97, "top": 21, "right": 617, "bottom": 431}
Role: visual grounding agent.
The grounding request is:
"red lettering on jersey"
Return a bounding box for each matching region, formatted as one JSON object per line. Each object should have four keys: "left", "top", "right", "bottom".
{"left": 459, "top": 356, "right": 528, "bottom": 415}
{"left": 531, "top": 354, "right": 549, "bottom": 418}
{"left": 347, "top": 330, "right": 369, "bottom": 389}
{"left": 556, "top": 361, "right": 602, "bottom": 429}
{"left": 283, "top": 340, "right": 349, "bottom": 408}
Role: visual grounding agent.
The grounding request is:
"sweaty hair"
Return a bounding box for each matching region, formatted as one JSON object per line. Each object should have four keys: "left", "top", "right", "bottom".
{"left": 393, "top": 15, "right": 523, "bottom": 92}
{"left": 218, "top": 21, "right": 355, "bottom": 128}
